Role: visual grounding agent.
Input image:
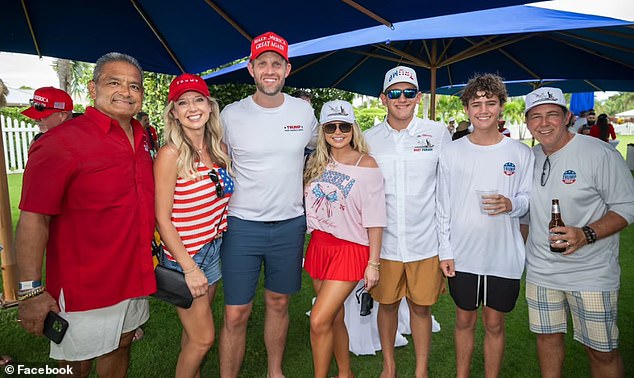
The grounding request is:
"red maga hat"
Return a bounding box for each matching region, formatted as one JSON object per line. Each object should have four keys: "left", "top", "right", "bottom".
{"left": 168, "top": 73, "right": 210, "bottom": 103}
{"left": 250, "top": 32, "right": 288, "bottom": 61}
{"left": 21, "top": 87, "right": 73, "bottom": 120}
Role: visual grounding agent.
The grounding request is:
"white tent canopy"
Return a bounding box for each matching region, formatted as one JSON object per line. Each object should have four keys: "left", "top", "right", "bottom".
{"left": 616, "top": 109, "right": 634, "bottom": 118}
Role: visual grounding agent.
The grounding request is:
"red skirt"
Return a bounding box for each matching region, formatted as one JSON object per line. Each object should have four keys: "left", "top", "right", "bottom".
{"left": 304, "top": 230, "right": 369, "bottom": 281}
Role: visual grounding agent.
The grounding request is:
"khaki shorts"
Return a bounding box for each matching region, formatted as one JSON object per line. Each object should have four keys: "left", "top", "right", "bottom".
{"left": 370, "top": 256, "right": 444, "bottom": 306}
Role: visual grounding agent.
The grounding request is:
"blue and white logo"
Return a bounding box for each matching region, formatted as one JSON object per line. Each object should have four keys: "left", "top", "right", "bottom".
{"left": 562, "top": 170, "right": 577, "bottom": 184}
{"left": 503, "top": 162, "right": 516, "bottom": 176}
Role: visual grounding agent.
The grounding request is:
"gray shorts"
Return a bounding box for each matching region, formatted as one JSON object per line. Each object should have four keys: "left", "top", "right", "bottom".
{"left": 220, "top": 215, "right": 306, "bottom": 305}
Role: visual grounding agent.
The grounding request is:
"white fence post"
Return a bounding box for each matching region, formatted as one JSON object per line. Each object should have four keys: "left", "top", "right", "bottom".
{"left": 0, "top": 114, "right": 38, "bottom": 174}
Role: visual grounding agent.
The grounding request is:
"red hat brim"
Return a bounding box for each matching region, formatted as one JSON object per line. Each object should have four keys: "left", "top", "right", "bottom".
{"left": 21, "top": 107, "right": 61, "bottom": 120}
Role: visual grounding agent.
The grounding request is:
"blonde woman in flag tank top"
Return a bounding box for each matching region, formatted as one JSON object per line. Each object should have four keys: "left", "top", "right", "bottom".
{"left": 154, "top": 74, "right": 233, "bottom": 377}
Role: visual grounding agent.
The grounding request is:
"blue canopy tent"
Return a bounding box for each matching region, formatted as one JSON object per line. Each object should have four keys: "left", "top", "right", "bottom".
{"left": 0, "top": 0, "right": 553, "bottom": 304}
{"left": 204, "top": 5, "right": 634, "bottom": 118}
{"left": 570, "top": 92, "right": 595, "bottom": 115}
{"left": 0, "top": 0, "right": 530, "bottom": 75}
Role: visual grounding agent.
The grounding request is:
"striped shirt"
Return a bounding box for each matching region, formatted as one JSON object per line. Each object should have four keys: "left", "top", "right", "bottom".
{"left": 165, "top": 163, "right": 231, "bottom": 259}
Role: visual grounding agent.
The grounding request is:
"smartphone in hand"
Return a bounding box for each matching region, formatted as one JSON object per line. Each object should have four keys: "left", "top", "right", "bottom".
{"left": 43, "top": 311, "right": 69, "bottom": 344}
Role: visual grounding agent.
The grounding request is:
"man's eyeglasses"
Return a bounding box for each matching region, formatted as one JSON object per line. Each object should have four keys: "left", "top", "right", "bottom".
{"left": 323, "top": 122, "right": 353, "bottom": 134}
{"left": 208, "top": 169, "right": 225, "bottom": 198}
{"left": 540, "top": 156, "right": 551, "bottom": 187}
{"left": 385, "top": 88, "right": 418, "bottom": 100}
{"left": 29, "top": 99, "right": 54, "bottom": 112}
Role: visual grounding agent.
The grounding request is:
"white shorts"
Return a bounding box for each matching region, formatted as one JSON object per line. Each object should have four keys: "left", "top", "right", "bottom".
{"left": 50, "top": 289, "right": 149, "bottom": 361}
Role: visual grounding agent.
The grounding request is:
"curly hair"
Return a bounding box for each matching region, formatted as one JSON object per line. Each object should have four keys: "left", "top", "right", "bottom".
{"left": 162, "top": 96, "right": 232, "bottom": 180}
{"left": 303, "top": 121, "right": 368, "bottom": 185}
{"left": 460, "top": 73, "right": 508, "bottom": 107}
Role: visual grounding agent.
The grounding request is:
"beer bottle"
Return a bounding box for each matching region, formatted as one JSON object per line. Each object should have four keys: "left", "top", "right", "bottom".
{"left": 549, "top": 199, "right": 566, "bottom": 253}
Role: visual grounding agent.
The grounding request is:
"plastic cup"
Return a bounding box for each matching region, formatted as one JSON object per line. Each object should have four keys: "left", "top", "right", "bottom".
{"left": 475, "top": 189, "right": 498, "bottom": 214}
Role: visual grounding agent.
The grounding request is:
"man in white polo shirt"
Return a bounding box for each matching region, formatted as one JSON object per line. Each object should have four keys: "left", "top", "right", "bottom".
{"left": 364, "top": 66, "right": 452, "bottom": 378}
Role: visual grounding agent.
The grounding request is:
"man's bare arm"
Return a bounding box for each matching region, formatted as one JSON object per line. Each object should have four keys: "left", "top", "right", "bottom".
{"left": 15, "top": 211, "right": 50, "bottom": 281}
{"left": 15, "top": 211, "right": 58, "bottom": 336}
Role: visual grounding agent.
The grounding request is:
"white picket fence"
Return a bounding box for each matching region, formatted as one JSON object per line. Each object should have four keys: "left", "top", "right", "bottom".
{"left": 0, "top": 114, "right": 39, "bottom": 174}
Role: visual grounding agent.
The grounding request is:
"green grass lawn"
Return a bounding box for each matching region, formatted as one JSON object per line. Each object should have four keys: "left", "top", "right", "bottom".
{"left": 1, "top": 145, "right": 633, "bottom": 377}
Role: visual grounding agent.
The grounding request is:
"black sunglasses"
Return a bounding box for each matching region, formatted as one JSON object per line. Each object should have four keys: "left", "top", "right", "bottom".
{"left": 540, "top": 156, "right": 551, "bottom": 187}
{"left": 29, "top": 99, "right": 54, "bottom": 112}
{"left": 208, "top": 169, "right": 225, "bottom": 198}
{"left": 323, "top": 122, "right": 353, "bottom": 134}
{"left": 385, "top": 88, "right": 418, "bottom": 100}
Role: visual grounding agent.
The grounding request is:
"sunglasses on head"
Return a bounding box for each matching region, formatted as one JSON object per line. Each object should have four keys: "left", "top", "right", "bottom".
{"left": 208, "top": 169, "right": 225, "bottom": 198}
{"left": 323, "top": 122, "right": 353, "bottom": 134}
{"left": 385, "top": 88, "right": 418, "bottom": 100}
{"left": 29, "top": 99, "right": 53, "bottom": 112}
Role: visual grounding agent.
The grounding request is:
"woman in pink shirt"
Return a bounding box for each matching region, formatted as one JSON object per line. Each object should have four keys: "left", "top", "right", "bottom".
{"left": 303, "top": 100, "right": 386, "bottom": 378}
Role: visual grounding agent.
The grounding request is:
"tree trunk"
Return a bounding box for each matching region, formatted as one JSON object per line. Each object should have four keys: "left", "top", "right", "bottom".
{"left": 56, "top": 59, "right": 72, "bottom": 92}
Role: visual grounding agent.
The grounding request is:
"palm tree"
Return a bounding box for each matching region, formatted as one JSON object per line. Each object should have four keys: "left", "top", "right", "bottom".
{"left": 53, "top": 59, "right": 93, "bottom": 99}
{"left": 54, "top": 59, "right": 72, "bottom": 92}
{"left": 433, "top": 94, "right": 465, "bottom": 123}
{"left": 503, "top": 98, "right": 527, "bottom": 140}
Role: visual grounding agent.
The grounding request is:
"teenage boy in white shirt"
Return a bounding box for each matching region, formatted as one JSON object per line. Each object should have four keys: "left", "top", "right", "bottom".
{"left": 364, "top": 66, "right": 451, "bottom": 378}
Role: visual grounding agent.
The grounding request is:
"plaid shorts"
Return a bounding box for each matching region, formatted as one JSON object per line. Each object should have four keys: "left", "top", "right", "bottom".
{"left": 526, "top": 282, "right": 619, "bottom": 352}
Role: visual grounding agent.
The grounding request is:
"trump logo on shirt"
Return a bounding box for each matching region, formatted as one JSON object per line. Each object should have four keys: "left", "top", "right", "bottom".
{"left": 562, "top": 170, "right": 577, "bottom": 184}
{"left": 503, "top": 162, "right": 516, "bottom": 176}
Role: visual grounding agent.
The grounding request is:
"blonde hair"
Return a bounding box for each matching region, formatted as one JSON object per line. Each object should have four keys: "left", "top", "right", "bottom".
{"left": 162, "top": 96, "right": 232, "bottom": 180}
{"left": 303, "top": 121, "right": 368, "bottom": 185}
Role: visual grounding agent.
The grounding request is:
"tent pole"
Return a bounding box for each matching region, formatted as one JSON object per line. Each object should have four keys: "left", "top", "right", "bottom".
{"left": 429, "top": 40, "right": 438, "bottom": 120}
{"left": 430, "top": 66, "right": 437, "bottom": 120}
{"left": 0, "top": 121, "right": 17, "bottom": 306}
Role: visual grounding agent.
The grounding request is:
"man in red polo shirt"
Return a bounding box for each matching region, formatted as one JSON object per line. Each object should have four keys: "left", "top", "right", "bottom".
{"left": 15, "top": 52, "right": 156, "bottom": 376}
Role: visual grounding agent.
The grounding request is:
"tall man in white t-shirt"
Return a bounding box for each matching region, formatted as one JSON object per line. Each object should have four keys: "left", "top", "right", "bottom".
{"left": 364, "top": 66, "right": 451, "bottom": 378}
{"left": 438, "top": 73, "right": 533, "bottom": 378}
{"left": 523, "top": 87, "right": 634, "bottom": 378}
{"left": 218, "top": 32, "right": 318, "bottom": 378}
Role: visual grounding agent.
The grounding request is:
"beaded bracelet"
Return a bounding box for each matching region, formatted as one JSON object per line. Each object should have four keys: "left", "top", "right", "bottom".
{"left": 17, "top": 286, "right": 45, "bottom": 301}
{"left": 581, "top": 225, "right": 597, "bottom": 244}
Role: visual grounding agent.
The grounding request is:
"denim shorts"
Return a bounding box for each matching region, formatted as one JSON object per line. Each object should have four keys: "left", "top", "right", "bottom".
{"left": 220, "top": 215, "right": 306, "bottom": 305}
{"left": 162, "top": 238, "right": 222, "bottom": 285}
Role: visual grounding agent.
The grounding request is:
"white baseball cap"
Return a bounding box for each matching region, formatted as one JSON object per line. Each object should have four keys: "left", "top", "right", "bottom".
{"left": 320, "top": 100, "right": 355, "bottom": 124}
{"left": 524, "top": 87, "right": 566, "bottom": 114}
{"left": 383, "top": 66, "right": 419, "bottom": 91}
